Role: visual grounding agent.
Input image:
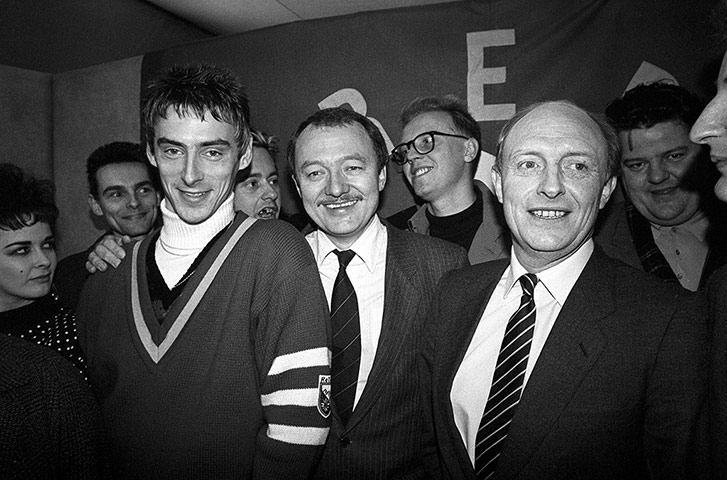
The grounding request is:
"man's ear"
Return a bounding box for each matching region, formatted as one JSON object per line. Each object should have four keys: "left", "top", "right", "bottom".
{"left": 492, "top": 166, "right": 504, "bottom": 204}
{"left": 292, "top": 173, "right": 301, "bottom": 198}
{"left": 599, "top": 176, "right": 618, "bottom": 209}
{"left": 146, "top": 144, "right": 157, "bottom": 167}
{"left": 464, "top": 138, "right": 479, "bottom": 164}
{"left": 88, "top": 194, "right": 104, "bottom": 217}
{"left": 238, "top": 142, "right": 253, "bottom": 171}
{"left": 378, "top": 165, "right": 387, "bottom": 192}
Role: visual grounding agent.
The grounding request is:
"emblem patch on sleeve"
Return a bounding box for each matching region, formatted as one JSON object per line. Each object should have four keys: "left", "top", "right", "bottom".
{"left": 317, "top": 374, "right": 331, "bottom": 418}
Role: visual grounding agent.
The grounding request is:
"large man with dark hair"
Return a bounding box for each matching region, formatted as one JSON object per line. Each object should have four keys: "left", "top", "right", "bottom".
{"left": 388, "top": 95, "right": 509, "bottom": 264}
{"left": 76, "top": 63, "right": 331, "bottom": 479}
{"left": 423, "top": 100, "right": 707, "bottom": 479}
{"left": 598, "top": 81, "right": 727, "bottom": 291}
{"left": 54, "top": 141, "right": 161, "bottom": 309}
{"left": 288, "top": 107, "right": 468, "bottom": 479}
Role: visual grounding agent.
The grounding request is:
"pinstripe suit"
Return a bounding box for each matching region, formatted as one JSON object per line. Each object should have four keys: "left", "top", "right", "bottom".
{"left": 314, "top": 223, "right": 468, "bottom": 479}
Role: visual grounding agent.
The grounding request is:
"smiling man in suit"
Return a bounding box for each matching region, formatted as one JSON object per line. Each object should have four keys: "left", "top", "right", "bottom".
{"left": 421, "top": 100, "right": 708, "bottom": 479}
{"left": 288, "top": 107, "right": 468, "bottom": 479}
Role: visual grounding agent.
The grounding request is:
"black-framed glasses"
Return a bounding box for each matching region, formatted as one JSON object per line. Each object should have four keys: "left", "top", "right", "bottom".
{"left": 390, "top": 131, "right": 469, "bottom": 166}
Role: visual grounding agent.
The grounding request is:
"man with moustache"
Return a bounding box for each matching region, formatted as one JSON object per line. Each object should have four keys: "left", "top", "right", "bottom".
{"left": 54, "top": 141, "right": 161, "bottom": 309}
{"left": 388, "top": 96, "right": 509, "bottom": 264}
{"left": 596, "top": 82, "right": 727, "bottom": 291}
{"left": 76, "top": 63, "right": 330, "bottom": 479}
{"left": 423, "top": 100, "right": 708, "bottom": 479}
{"left": 288, "top": 107, "right": 468, "bottom": 479}
{"left": 690, "top": 38, "right": 727, "bottom": 478}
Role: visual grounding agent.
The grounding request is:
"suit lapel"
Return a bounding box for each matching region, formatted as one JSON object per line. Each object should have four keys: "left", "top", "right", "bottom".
{"left": 493, "top": 250, "right": 613, "bottom": 479}
{"left": 438, "top": 263, "right": 506, "bottom": 480}
{"left": 342, "top": 227, "right": 419, "bottom": 430}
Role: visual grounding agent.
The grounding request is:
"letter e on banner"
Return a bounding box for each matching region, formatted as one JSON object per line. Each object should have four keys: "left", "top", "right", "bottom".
{"left": 467, "top": 29, "right": 516, "bottom": 122}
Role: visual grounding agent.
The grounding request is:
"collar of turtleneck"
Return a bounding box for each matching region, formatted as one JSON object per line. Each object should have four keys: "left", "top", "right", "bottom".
{"left": 154, "top": 196, "right": 235, "bottom": 288}
{"left": 157, "top": 196, "right": 235, "bottom": 254}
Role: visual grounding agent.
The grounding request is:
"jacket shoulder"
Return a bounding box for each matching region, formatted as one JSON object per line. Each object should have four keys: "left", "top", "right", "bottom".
{"left": 387, "top": 224, "right": 468, "bottom": 263}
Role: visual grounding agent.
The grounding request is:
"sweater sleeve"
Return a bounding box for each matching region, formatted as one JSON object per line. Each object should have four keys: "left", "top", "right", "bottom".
{"left": 252, "top": 230, "right": 331, "bottom": 479}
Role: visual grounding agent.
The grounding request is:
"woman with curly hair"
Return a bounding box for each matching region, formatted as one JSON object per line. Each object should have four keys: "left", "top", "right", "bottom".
{"left": 0, "top": 163, "right": 86, "bottom": 376}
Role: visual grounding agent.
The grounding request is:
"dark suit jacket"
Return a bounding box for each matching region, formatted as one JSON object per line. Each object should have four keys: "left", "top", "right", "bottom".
{"left": 422, "top": 247, "right": 708, "bottom": 480}
{"left": 707, "top": 264, "right": 727, "bottom": 479}
{"left": 314, "top": 225, "right": 469, "bottom": 480}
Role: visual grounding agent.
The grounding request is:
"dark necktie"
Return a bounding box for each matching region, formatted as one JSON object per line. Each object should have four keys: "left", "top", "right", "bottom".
{"left": 474, "top": 273, "right": 538, "bottom": 479}
{"left": 330, "top": 249, "right": 361, "bottom": 425}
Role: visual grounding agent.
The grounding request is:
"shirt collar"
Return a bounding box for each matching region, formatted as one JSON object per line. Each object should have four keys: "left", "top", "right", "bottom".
{"left": 506, "top": 239, "right": 594, "bottom": 306}
{"left": 650, "top": 209, "right": 710, "bottom": 242}
{"left": 308, "top": 215, "right": 386, "bottom": 273}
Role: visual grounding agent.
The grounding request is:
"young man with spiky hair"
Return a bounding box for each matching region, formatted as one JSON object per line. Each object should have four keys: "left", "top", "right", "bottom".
{"left": 76, "top": 63, "right": 331, "bottom": 479}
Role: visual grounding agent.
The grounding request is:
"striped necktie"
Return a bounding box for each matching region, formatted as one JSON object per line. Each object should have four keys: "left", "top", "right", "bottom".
{"left": 330, "top": 249, "right": 361, "bottom": 426}
{"left": 475, "top": 273, "right": 538, "bottom": 479}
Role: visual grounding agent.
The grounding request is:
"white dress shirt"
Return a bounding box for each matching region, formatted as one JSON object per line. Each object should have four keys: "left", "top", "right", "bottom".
{"left": 651, "top": 211, "right": 709, "bottom": 291}
{"left": 451, "top": 239, "right": 594, "bottom": 465}
{"left": 306, "top": 216, "right": 387, "bottom": 409}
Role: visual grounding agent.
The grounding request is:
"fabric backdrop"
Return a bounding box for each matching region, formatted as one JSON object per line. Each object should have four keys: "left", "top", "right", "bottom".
{"left": 142, "top": 0, "right": 721, "bottom": 218}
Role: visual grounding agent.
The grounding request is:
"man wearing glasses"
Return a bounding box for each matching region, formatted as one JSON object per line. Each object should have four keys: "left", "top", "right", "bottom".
{"left": 388, "top": 96, "right": 510, "bottom": 264}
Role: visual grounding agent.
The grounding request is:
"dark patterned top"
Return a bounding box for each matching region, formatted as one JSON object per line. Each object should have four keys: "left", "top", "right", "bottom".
{"left": 0, "top": 293, "right": 87, "bottom": 379}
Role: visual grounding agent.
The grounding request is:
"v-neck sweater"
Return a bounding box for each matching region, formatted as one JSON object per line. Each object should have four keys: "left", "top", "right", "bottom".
{"left": 76, "top": 214, "right": 331, "bottom": 479}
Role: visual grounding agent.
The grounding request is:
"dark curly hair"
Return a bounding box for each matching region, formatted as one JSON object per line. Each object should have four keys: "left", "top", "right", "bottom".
{"left": 605, "top": 81, "right": 704, "bottom": 132}
{"left": 0, "top": 163, "right": 58, "bottom": 232}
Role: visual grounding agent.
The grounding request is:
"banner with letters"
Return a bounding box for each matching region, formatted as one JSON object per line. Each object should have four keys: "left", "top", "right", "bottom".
{"left": 142, "top": 0, "right": 720, "bottom": 217}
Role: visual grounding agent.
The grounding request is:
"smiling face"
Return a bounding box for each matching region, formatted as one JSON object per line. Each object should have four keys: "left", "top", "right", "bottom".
{"left": 493, "top": 102, "right": 616, "bottom": 271}
{"left": 0, "top": 222, "right": 56, "bottom": 311}
{"left": 691, "top": 50, "right": 727, "bottom": 202}
{"left": 234, "top": 146, "right": 280, "bottom": 220}
{"left": 88, "top": 162, "right": 161, "bottom": 239}
{"left": 400, "top": 111, "right": 474, "bottom": 202}
{"left": 619, "top": 121, "right": 703, "bottom": 226}
{"left": 293, "top": 123, "right": 386, "bottom": 250}
{"left": 147, "top": 108, "right": 251, "bottom": 225}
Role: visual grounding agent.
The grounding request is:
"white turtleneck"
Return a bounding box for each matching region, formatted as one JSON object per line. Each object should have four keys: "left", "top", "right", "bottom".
{"left": 154, "top": 196, "right": 236, "bottom": 289}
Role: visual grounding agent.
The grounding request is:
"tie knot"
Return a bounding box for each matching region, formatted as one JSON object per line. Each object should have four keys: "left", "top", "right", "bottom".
{"left": 334, "top": 249, "right": 356, "bottom": 268}
{"left": 519, "top": 273, "right": 538, "bottom": 296}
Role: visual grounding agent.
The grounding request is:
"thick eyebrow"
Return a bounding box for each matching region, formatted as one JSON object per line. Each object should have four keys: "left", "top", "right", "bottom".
{"left": 510, "top": 150, "right": 596, "bottom": 161}
{"left": 101, "top": 180, "right": 154, "bottom": 196}
{"left": 235, "top": 170, "right": 261, "bottom": 184}
{"left": 133, "top": 180, "right": 155, "bottom": 190}
{"left": 3, "top": 240, "right": 30, "bottom": 249}
{"left": 3, "top": 234, "right": 54, "bottom": 249}
{"left": 299, "top": 154, "right": 368, "bottom": 170}
{"left": 622, "top": 145, "right": 689, "bottom": 162}
{"left": 156, "top": 137, "right": 232, "bottom": 148}
{"left": 101, "top": 185, "right": 126, "bottom": 196}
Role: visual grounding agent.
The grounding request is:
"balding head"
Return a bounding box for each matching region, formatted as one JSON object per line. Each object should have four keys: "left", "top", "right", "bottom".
{"left": 491, "top": 100, "right": 618, "bottom": 272}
